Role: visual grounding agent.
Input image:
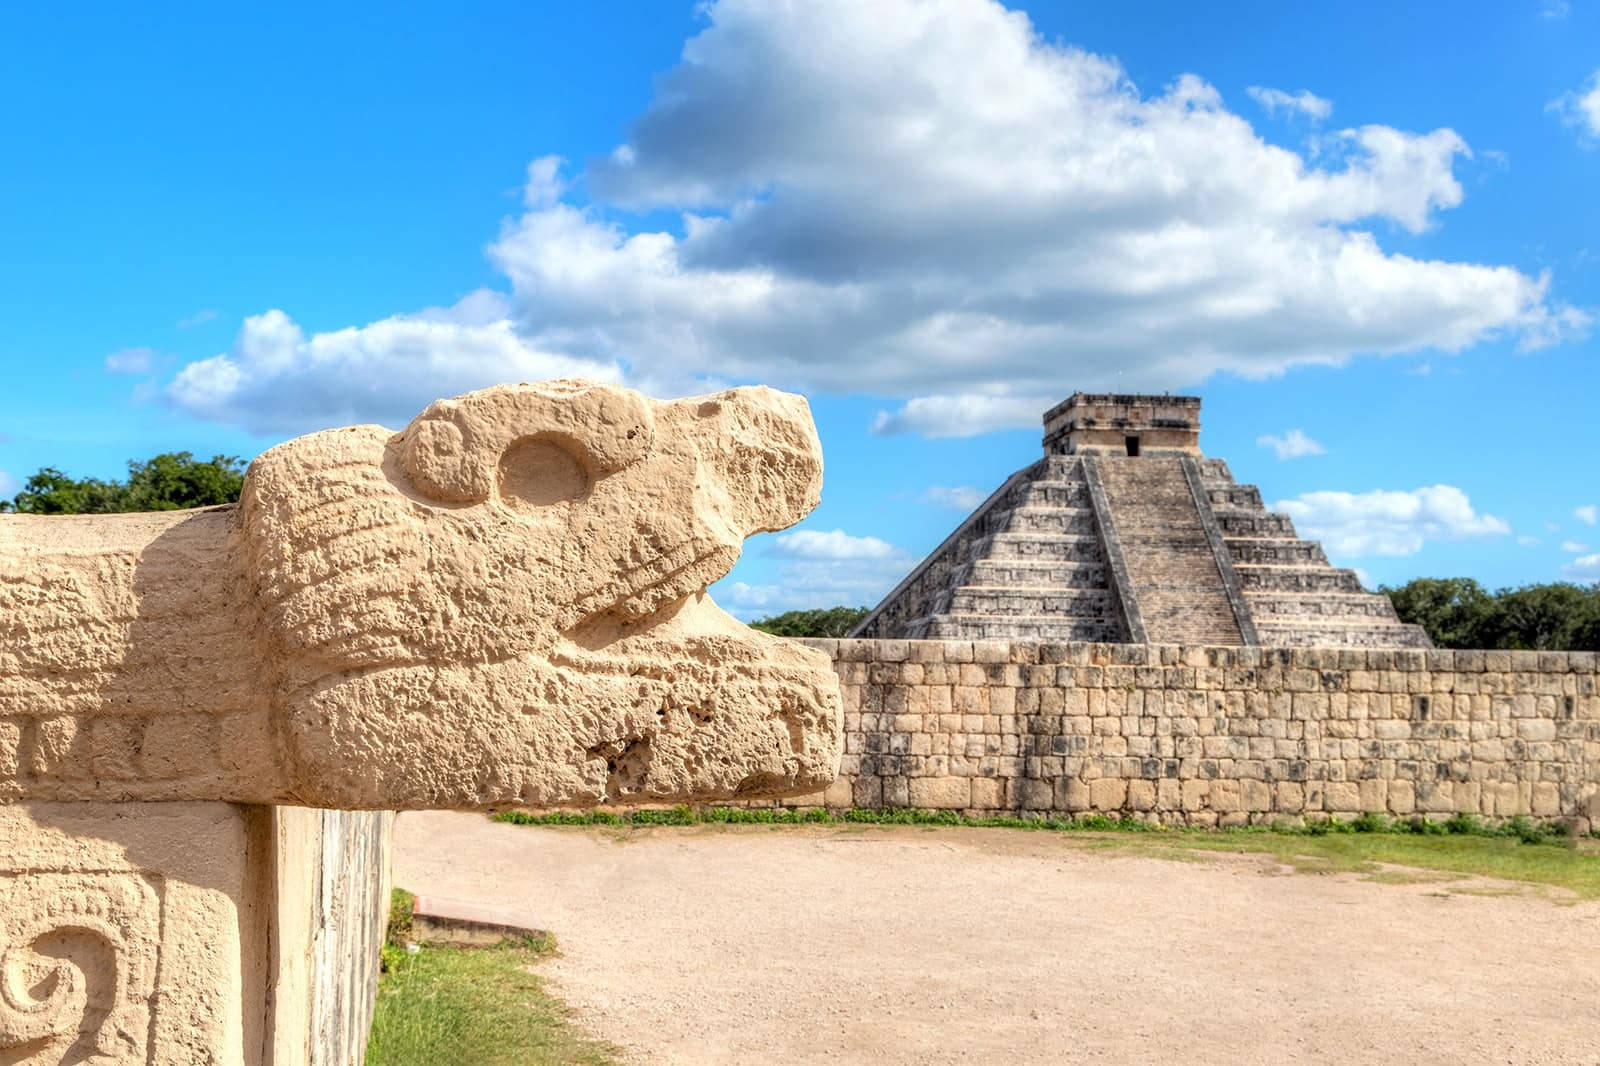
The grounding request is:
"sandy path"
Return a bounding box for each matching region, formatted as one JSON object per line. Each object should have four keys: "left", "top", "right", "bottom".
{"left": 394, "top": 812, "right": 1600, "bottom": 1064}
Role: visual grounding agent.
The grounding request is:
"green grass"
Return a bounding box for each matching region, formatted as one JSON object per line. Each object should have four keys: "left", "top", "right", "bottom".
{"left": 367, "top": 889, "right": 620, "bottom": 1066}
{"left": 491, "top": 805, "right": 1600, "bottom": 900}
{"left": 1101, "top": 829, "right": 1600, "bottom": 899}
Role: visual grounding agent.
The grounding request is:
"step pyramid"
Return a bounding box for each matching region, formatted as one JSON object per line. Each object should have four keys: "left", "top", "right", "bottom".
{"left": 853, "top": 393, "right": 1430, "bottom": 648}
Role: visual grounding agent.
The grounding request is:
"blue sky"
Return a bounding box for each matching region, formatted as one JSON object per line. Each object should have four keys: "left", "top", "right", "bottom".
{"left": 2, "top": 0, "right": 1597, "bottom": 617}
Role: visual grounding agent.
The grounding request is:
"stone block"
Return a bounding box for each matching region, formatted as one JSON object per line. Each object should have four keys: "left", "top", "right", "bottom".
{"left": 1090, "top": 778, "right": 1127, "bottom": 811}
{"left": 908, "top": 776, "right": 970, "bottom": 810}
{"left": 1241, "top": 779, "right": 1272, "bottom": 813}
{"left": 969, "top": 777, "right": 1005, "bottom": 810}
{"left": 0, "top": 802, "right": 392, "bottom": 1066}
{"left": 852, "top": 775, "right": 883, "bottom": 808}
{"left": 1324, "top": 782, "right": 1360, "bottom": 812}
{"left": 1018, "top": 778, "right": 1055, "bottom": 810}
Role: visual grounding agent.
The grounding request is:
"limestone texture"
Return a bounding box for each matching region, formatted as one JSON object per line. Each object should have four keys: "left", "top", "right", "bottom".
{"left": 750, "top": 639, "right": 1600, "bottom": 832}
{"left": 0, "top": 379, "right": 843, "bottom": 810}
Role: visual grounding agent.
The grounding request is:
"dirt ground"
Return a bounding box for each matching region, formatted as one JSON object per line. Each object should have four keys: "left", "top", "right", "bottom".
{"left": 394, "top": 812, "right": 1600, "bottom": 1065}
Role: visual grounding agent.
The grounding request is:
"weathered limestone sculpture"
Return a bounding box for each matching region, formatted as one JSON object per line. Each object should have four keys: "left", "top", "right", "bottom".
{"left": 0, "top": 380, "right": 844, "bottom": 1064}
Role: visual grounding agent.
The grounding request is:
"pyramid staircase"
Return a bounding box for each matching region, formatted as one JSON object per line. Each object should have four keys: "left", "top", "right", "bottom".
{"left": 853, "top": 456, "right": 1125, "bottom": 642}
{"left": 1193, "top": 459, "right": 1430, "bottom": 648}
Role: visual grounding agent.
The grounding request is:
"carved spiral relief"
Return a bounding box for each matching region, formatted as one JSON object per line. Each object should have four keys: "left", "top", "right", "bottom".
{"left": 0, "top": 872, "right": 159, "bottom": 1064}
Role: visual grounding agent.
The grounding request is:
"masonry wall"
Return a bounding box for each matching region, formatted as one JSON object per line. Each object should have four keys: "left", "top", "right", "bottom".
{"left": 780, "top": 640, "right": 1600, "bottom": 831}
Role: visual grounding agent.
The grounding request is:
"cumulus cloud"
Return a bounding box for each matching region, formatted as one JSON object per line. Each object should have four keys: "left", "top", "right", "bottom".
{"left": 1517, "top": 534, "right": 1541, "bottom": 546}
{"left": 1563, "top": 540, "right": 1590, "bottom": 553}
{"left": 1575, "top": 504, "right": 1597, "bottom": 525}
{"left": 1565, "top": 553, "right": 1600, "bottom": 581}
{"left": 1256, "top": 428, "right": 1326, "bottom": 460}
{"left": 872, "top": 394, "right": 1047, "bottom": 437}
{"left": 153, "top": 0, "right": 1586, "bottom": 438}
{"left": 715, "top": 526, "right": 915, "bottom": 619}
{"left": 105, "top": 347, "right": 157, "bottom": 375}
{"left": 167, "top": 293, "right": 617, "bottom": 435}
{"left": 771, "top": 528, "right": 904, "bottom": 561}
{"left": 1247, "top": 86, "right": 1333, "bottom": 121}
{"left": 1550, "top": 69, "right": 1600, "bottom": 141}
{"left": 924, "top": 485, "right": 987, "bottom": 510}
{"left": 1274, "top": 484, "right": 1510, "bottom": 556}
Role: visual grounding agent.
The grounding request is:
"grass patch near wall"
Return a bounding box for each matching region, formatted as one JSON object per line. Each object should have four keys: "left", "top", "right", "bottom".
{"left": 367, "top": 889, "right": 620, "bottom": 1066}
{"left": 491, "top": 807, "right": 1600, "bottom": 900}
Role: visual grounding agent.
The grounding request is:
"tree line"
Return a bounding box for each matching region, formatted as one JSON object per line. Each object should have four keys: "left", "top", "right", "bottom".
{"left": 4, "top": 454, "right": 1595, "bottom": 651}
{"left": 0, "top": 453, "right": 245, "bottom": 514}
{"left": 1378, "top": 577, "right": 1600, "bottom": 652}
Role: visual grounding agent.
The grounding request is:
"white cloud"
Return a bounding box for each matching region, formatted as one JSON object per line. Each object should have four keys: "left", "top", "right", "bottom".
{"left": 1517, "top": 534, "right": 1541, "bottom": 546}
{"left": 716, "top": 526, "right": 916, "bottom": 619}
{"left": 1565, "top": 553, "right": 1600, "bottom": 581}
{"left": 1575, "top": 504, "right": 1597, "bottom": 525}
{"left": 872, "top": 394, "right": 1046, "bottom": 437}
{"left": 1256, "top": 428, "right": 1326, "bottom": 460}
{"left": 1561, "top": 539, "right": 1590, "bottom": 553}
{"left": 1541, "top": 0, "right": 1570, "bottom": 18}
{"left": 1549, "top": 70, "right": 1600, "bottom": 142}
{"left": 154, "top": 0, "right": 1587, "bottom": 437}
{"left": 0, "top": 469, "right": 16, "bottom": 498}
{"left": 1247, "top": 86, "right": 1333, "bottom": 122}
{"left": 924, "top": 485, "right": 987, "bottom": 510}
{"left": 1274, "top": 484, "right": 1510, "bottom": 556}
{"left": 167, "top": 294, "right": 617, "bottom": 435}
{"left": 105, "top": 347, "right": 157, "bottom": 375}
{"left": 771, "top": 528, "right": 904, "bottom": 561}
{"left": 177, "top": 309, "right": 221, "bottom": 329}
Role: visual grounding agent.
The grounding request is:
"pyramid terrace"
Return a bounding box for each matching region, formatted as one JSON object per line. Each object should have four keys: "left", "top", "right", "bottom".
{"left": 852, "top": 393, "right": 1430, "bottom": 648}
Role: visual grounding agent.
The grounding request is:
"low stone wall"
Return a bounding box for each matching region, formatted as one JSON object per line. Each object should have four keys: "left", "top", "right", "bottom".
{"left": 779, "top": 640, "right": 1600, "bottom": 831}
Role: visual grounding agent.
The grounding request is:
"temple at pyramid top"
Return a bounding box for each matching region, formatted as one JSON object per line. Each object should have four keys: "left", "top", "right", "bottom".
{"left": 852, "top": 393, "right": 1430, "bottom": 648}
{"left": 1042, "top": 393, "right": 1202, "bottom": 456}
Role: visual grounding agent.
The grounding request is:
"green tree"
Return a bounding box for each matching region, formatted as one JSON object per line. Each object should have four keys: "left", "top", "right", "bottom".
{"left": 1487, "top": 582, "right": 1599, "bottom": 651}
{"left": 1379, "top": 577, "right": 1497, "bottom": 649}
{"left": 749, "top": 606, "right": 871, "bottom": 638}
{"left": 122, "top": 452, "right": 246, "bottom": 511}
{"left": 0, "top": 453, "right": 245, "bottom": 514}
{"left": 1383, "top": 577, "right": 1600, "bottom": 651}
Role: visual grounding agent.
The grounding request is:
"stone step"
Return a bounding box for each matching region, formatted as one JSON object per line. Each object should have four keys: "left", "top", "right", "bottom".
{"left": 1216, "top": 511, "right": 1297, "bottom": 537}
{"left": 1245, "top": 592, "right": 1401, "bottom": 621}
{"left": 1252, "top": 620, "right": 1433, "bottom": 648}
{"left": 1194, "top": 458, "right": 1233, "bottom": 483}
{"left": 1232, "top": 564, "right": 1364, "bottom": 593}
{"left": 968, "top": 558, "right": 1109, "bottom": 588}
{"left": 1226, "top": 537, "right": 1328, "bottom": 565}
{"left": 1093, "top": 455, "right": 1244, "bottom": 646}
{"left": 948, "top": 585, "right": 1116, "bottom": 616}
{"left": 924, "top": 613, "right": 1125, "bottom": 642}
{"left": 1207, "top": 484, "right": 1263, "bottom": 510}
{"left": 996, "top": 506, "right": 1096, "bottom": 535}
{"left": 977, "top": 533, "right": 1106, "bottom": 563}
{"left": 1007, "top": 480, "right": 1091, "bottom": 509}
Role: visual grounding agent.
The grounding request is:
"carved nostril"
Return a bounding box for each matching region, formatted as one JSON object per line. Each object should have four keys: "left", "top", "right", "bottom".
{"left": 498, "top": 435, "right": 589, "bottom": 508}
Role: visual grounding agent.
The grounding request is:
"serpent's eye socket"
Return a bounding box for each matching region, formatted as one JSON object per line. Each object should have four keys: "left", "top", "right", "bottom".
{"left": 498, "top": 435, "right": 589, "bottom": 508}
